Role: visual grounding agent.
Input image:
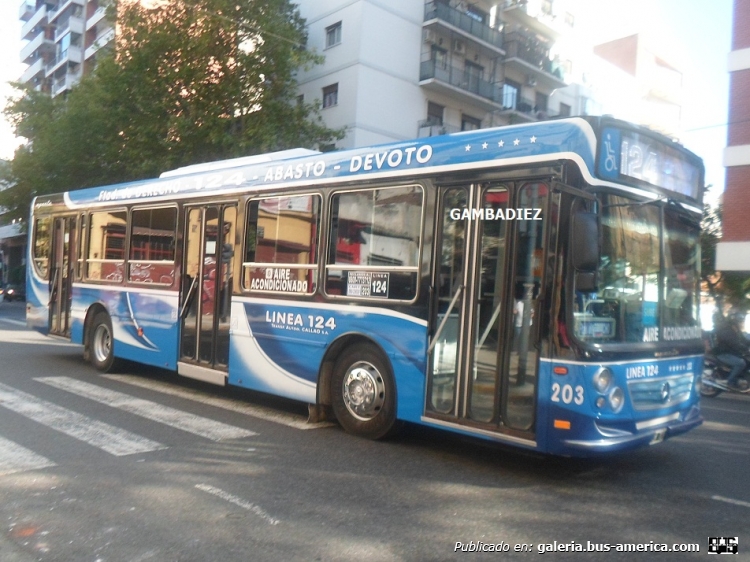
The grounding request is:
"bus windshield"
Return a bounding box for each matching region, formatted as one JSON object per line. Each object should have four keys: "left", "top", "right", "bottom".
{"left": 574, "top": 194, "right": 701, "bottom": 345}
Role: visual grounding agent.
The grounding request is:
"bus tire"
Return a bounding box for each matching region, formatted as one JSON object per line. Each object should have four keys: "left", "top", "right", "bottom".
{"left": 331, "top": 344, "right": 400, "bottom": 440}
{"left": 90, "top": 312, "right": 115, "bottom": 373}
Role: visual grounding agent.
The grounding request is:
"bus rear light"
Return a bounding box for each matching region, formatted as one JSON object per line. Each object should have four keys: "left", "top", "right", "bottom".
{"left": 553, "top": 366, "right": 568, "bottom": 375}
{"left": 554, "top": 419, "right": 571, "bottom": 429}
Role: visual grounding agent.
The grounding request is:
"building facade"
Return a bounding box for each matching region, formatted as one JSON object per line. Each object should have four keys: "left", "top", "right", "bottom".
{"left": 19, "top": 0, "right": 113, "bottom": 96}
{"left": 716, "top": 0, "right": 750, "bottom": 271}
{"left": 295, "top": 0, "right": 574, "bottom": 150}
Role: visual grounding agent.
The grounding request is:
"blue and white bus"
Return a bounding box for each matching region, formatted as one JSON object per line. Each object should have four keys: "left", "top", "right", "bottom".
{"left": 27, "top": 116, "right": 704, "bottom": 456}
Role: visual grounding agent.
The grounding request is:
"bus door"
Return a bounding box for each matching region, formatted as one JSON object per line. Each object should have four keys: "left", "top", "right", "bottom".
{"left": 427, "top": 182, "right": 549, "bottom": 437}
{"left": 49, "top": 216, "right": 76, "bottom": 337}
{"left": 178, "top": 204, "right": 237, "bottom": 385}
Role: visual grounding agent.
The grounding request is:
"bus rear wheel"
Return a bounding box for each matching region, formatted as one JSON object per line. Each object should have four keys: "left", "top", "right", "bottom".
{"left": 89, "top": 312, "right": 115, "bottom": 373}
{"left": 331, "top": 344, "right": 399, "bottom": 440}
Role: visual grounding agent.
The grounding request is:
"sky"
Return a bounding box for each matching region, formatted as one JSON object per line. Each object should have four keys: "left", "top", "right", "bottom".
{"left": 0, "top": 0, "right": 733, "bottom": 202}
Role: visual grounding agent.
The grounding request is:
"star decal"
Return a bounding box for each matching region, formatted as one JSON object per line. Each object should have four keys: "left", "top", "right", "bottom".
{"left": 530, "top": 136, "right": 537, "bottom": 143}
{"left": 513, "top": 138, "right": 520, "bottom": 146}
{"left": 482, "top": 142, "right": 488, "bottom": 149}
{"left": 465, "top": 144, "right": 471, "bottom": 152}
{"left": 498, "top": 140, "right": 504, "bottom": 147}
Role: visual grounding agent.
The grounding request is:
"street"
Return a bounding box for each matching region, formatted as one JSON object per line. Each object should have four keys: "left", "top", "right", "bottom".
{"left": 0, "top": 300, "right": 748, "bottom": 561}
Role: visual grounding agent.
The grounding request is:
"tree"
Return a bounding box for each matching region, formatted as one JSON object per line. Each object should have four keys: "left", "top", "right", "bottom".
{"left": 701, "top": 195, "right": 750, "bottom": 314}
{"left": 0, "top": 0, "right": 343, "bottom": 223}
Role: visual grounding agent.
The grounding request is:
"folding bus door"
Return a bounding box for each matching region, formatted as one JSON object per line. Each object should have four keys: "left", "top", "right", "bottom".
{"left": 49, "top": 215, "right": 76, "bottom": 337}
{"left": 426, "top": 182, "right": 550, "bottom": 438}
{"left": 178, "top": 204, "right": 237, "bottom": 385}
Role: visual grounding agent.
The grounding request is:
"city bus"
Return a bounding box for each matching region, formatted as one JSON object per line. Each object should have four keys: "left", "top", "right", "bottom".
{"left": 26, "top": 116, "right": 705, "bottom": 456}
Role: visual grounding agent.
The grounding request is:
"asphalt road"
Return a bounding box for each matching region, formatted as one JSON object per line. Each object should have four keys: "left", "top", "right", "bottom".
{"left": 0, "top": 300, "right": 748, "bottom": 561}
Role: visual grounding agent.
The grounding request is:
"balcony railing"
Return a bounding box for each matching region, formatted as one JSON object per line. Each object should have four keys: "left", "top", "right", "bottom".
{"left": 420, "top": 59, "right": 503, "bottom": 105}
{"left": 503, "top": 31, "right": 563, "bottom": 80}
{"left": 424, "top": 1, "right": 503, "bottom": 50}
{"left": 417, "top": 119, "right": 460, "bottom": 138}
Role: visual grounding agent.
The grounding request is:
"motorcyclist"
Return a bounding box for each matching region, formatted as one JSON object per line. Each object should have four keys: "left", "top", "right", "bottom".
{"left": 713, "top": 310, "right": 749, "bottom": 390}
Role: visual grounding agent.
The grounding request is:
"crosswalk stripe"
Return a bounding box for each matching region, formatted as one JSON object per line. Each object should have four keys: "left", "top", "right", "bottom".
{"left": 0, "top": 435, "right": 56, "bottom": 476}
{"left": 0, "top": 382, "right": 165, "bottom": 456}
{"left": 37, "top": 377, "right": 257, "bottom": 441}
{"left": 103, "top": 374, "right": 334, "bottom": 430}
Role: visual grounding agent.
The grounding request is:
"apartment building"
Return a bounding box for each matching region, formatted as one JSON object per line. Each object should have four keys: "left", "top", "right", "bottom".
{"left": 19, "top": 0, "right": 113, "bottom": 96}
{"left": 591, "top": 34, "right": 683, "bottom": 139}
{"left": 295, "top": 0, "right": 575, "bottom": 150}
{"left": 716, "top": 0, "right": 750, "bottom": 272}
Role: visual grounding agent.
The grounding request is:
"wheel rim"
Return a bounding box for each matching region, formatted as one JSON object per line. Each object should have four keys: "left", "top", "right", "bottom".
{"left": 93, "top": 323, "right": 111, "bottom": 365}
{"left": 341, "top": 361, "right": 385, "bottom": 421}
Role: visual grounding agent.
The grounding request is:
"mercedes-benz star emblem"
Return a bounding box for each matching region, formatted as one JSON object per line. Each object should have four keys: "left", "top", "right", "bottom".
{"left": 660, "top": 382, "right": 671, "bottom": 402}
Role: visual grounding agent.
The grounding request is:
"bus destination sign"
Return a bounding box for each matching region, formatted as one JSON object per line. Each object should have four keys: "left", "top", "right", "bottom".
{"left": 598, "top": 126, "right": 702, "bottom": 201}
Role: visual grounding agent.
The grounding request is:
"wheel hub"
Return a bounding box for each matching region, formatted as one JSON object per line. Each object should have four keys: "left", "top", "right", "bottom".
{"left": 342, "top": 362, "right": 385, "bottom": 421}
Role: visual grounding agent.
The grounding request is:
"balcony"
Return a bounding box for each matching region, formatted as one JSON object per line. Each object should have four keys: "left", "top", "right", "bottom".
{"left": 55, "top": 15, "right": 84, "bottom": 40}
{"left": 502, "top": 0, "right": 562, "bottom": 41}
{"left": 46, "top": 45, "right": 83, "bottom": 76}
{"left": 86, "top": 5, "right": 107, "bottom": 31}
{"left": 20, "top": 30, "right": 55, "bottom": 64}
{"left": 417, "top": 120, "right": 460, "bottom": 138}
{"left": 52, "top": 70, "right": 82, "bottom": 96}
{"left": 47, "top": 0, "right": 85, "bottom": 24}
{"left": 503, "top": 31, "right": 566, "bottom": 89}
{"left": 21, "top": 5, "right": 47, "bottom": 41}
{"left": 419, "top": 59, "right": 503, "bottom": 111}
{"left": 424, "top": 1, "right": 504, "bottom": 53}
{"left": 19, "top": 1, "right": 35, "bottom": 21}
{"left": 19, "top": 57, "right": 46, "bottom": 84}
{"left": 85, "top": 27, "right": 114, "bottom": 59}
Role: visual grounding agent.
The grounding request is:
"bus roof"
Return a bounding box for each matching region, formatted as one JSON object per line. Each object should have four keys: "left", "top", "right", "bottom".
{"left": 30, "top": 117, "right": 701, "bottom": 212}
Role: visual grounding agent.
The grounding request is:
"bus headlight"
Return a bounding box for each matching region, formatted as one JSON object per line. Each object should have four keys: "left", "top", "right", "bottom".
{"left": 608, "top": 387, "right": 625, "bottom": 413}
{"left": 593, "top": 368, "right": 613, "bottom": 393}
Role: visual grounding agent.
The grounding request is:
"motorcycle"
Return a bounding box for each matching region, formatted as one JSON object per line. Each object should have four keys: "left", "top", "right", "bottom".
{"left": 700, "top": 332, "right": 750, "bottom": 397}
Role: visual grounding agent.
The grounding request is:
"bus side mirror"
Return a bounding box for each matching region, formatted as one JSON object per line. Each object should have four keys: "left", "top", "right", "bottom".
{"left": 571, "top": 211, "right": 599, "bottom": 292}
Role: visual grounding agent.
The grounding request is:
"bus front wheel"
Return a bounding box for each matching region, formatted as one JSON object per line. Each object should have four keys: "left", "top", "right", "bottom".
{"left": 90, "top": 312, "right": 115, "bottom": 372}
{"left": 331, "top": 344, "right": 399, "bottom": 440}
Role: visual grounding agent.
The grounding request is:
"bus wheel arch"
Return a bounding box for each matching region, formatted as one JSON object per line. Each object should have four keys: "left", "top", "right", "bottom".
{"left": 324, "top": 336, "right": 400, "bottom": 440}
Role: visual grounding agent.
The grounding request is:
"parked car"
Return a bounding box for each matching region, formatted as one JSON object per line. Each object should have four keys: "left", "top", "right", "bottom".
{"left": 2, "top": 283, "right": 25, "bottom": 302}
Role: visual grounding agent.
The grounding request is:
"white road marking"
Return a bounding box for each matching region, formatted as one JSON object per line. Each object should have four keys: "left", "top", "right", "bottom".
{"left": 37, "top": 377, "right": 257, "bottom": 441}
{"left": 0, "top": 382, "right": 165, "bottom": 456}
{"left": 195, "top": 484, "right": 279, "bottom": 525}
{"left": 103, "top": 374, "right": 333, "bottom": 430}
{"left": 712, "top": 495, "right": 750, "bottom": 509}
{"left": 0, "top": 435, "right": 56, "bottom": 476}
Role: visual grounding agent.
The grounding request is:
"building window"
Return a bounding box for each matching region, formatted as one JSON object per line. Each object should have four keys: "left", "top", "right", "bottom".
{"left": 323, "top": 83, "right": 338, "bottom": 108}
{"left": 558, "top": 103, "right": 571, "bottom": 117}
{"left": 325, "top": 22, "right": 342, "bottom": 48}
{"left": 432, "top": 45, "right": 448, "bottom": 70}
{"left": 464, "top": 60, "right": 484, "bottom": 93}
{"left": 502, "top": 80, "right": 520, "bottom": 109}
{"left": 427, "top": 101, "right": 444, "bottom": 126}
{"left": 461, "top": 114, "right": 481, "bottom": 131}
{"left": 534, "top": 91, "right": 548, "bottom": 113}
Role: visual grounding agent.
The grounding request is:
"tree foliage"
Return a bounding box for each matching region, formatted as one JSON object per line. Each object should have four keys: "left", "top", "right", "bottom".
{"left": 701, "top": 197, "right": 750, "bottom": 312}
{"left": 0, "top": 0, "right": 342, "bottom": 222}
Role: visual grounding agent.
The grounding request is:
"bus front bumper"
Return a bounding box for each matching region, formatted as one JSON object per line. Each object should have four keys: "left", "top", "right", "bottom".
{"left": 561, "top": 405, "right": 702, "bottom": 454}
